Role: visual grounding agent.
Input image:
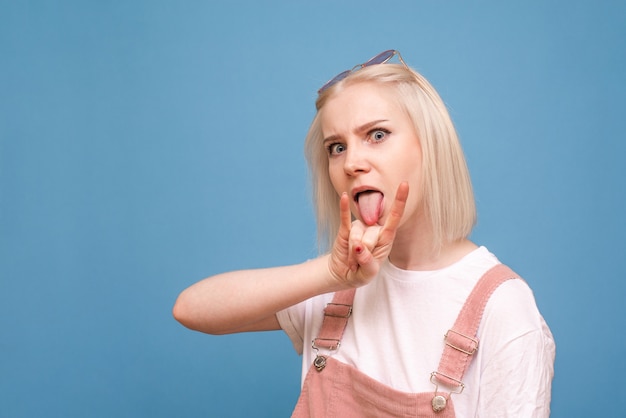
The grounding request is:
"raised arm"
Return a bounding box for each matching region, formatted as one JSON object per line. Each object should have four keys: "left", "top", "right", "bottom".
{"left": 173, "top": 182, "right": 408, "bottom": 335}
{"left": 172, "top": 255, "right": 338, "bottom": 334}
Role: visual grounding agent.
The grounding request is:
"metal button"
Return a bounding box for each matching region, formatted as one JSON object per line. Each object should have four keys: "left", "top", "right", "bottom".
{"left": 432, "top": 395, "right": 447, "bottom": 412}
{"left": 314, "top": 355, "right": 327, "bottom": 372}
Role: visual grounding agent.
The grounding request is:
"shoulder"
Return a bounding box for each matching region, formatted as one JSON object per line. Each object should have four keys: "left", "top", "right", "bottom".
{"left": 485, "top": 273, "right": 543, "bottom": 329}
{"left": 478, "top": 268, "right": 555, "bottom": 358}
{"left": 467, "top": 248, "right": 544, "bottom": 331}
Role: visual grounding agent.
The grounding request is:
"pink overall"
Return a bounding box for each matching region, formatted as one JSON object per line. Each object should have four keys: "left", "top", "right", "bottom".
{"left": 291, "top": 264, "right": 519, "bottom": 418}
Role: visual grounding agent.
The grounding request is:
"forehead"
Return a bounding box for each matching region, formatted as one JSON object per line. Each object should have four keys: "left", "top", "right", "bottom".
{"left": 319, "top": 83, "right": 405, "bottom": 134}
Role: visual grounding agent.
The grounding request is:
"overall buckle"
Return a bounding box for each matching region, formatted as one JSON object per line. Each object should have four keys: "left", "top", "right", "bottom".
{"left": 430, "top": 371, "right": 465, "bottom": 412}
{"left": 444, "top": 329, "right": 478, "bottom": 355}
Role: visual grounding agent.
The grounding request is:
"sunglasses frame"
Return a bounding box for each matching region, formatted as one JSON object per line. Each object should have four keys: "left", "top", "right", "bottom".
{"left": 317, "top": 49, "right": 407, "bottom": 94}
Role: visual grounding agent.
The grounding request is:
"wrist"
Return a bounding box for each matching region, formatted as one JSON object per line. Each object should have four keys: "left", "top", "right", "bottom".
{"left": 323, "top": 253, "right": 352, "bottom": 292}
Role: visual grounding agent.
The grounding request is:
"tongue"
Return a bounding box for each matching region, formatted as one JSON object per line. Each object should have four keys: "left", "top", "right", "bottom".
{"left": 357, "top": 191, "right": 384, "bottom": 226}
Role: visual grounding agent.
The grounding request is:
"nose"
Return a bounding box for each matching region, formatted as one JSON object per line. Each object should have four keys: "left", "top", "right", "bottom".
{"left": 343, "top": 143, "right": 371, "bottom": 176}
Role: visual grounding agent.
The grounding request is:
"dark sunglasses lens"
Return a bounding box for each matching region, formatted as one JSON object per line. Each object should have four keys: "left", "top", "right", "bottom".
{"left": 318, "top": 50, "right": 400, "bottom": 94}
{"left": 319, "top": 69, "right": 352, "bottom": 93}
{"left": 366, "top": 50, "right": 395, "bottom": 66}
{"left": 332, "top": 70, "right": 352, "bottom": 84}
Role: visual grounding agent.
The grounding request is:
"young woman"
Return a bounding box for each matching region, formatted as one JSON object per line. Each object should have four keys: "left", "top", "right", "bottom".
{"left": 173, "top": 50, "right": 555, "bottom": 417}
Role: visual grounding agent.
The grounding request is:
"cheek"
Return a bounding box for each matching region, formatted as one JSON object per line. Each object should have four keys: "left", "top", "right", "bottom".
{"left": 327, "top": 162, "right": 344, "bottom": 194}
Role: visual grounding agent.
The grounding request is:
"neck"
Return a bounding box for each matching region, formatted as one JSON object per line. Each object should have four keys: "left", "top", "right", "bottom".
{"left": 389, "top": 226, "right": 477, "bottom": 271}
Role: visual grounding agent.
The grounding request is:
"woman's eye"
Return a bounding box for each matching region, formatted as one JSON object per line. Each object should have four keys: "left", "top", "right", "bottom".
{"left": 327, "top": 143, "right": 346, "bottom": 155}
{"left": 370, "top": 129, "right": 389, "bottom": 142}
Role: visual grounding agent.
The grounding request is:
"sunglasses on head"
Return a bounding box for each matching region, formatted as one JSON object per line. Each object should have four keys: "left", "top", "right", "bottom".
{"left": 318, "top": 49, "right": 408, "bottom": 94}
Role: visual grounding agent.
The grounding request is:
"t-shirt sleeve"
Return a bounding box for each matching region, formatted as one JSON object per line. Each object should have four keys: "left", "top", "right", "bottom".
{"left": 476, "top": 280, "right": 556, "bottom": 417}
{"left": 276, "top": 301, "right": 308, "bottom": 355}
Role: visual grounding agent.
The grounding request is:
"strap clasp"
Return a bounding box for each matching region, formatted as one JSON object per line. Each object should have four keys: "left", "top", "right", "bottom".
{"left": 312, "top": 338, "right": 341, "bottom": 351}
{"left": 444, "top": 329, "right": 478, "bottom": 355}
{"left": 323, "top": 302, "right": 353, "bottom": 318}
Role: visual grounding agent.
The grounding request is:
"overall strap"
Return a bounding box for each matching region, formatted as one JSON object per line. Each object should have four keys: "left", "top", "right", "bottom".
{"left": 312, "top": 288, "right": 356, "bottom": 351}
{"left": 310, "top": 263, "right": 520, "bottom": 384}
{"left": 432, "top": 263, "right": 520, "bottom": 390}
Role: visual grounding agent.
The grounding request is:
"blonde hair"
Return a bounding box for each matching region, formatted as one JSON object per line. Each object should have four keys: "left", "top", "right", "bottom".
{"left": 305, "top": 63, "right": 476, "bottom": 252}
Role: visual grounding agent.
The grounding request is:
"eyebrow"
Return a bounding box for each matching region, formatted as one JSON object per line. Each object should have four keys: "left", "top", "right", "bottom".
{"left": 322, "top": 119, "right": 390, "bottom": 144}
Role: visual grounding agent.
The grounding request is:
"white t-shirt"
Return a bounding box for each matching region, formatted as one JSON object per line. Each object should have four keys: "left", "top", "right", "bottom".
{"left": 276, "top": 246, "right": 555, "bottom": 417}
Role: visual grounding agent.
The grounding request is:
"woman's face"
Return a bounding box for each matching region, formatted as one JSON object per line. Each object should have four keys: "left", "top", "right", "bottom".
{"left": 320, "top": 82, "right": 424, "bottom": 229}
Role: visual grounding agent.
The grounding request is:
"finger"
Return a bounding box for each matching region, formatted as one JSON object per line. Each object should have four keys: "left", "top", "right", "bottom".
{"left": 338, "top": 192, "right": 352, "bottom": 238}
{"left": 349, "top": 220, "right": 366, "bottom": 271}
{"left": 354, "top": 244, "right": 376, "bottom": 278}
{"left": 379, "top": 182, "right": 409, "bottom": 243}
{"left": 361, "top": 224, "right": 382, "bottom": 252}
{"left": 349, "top": 220, "right": 366, "bottom": 246}
{"left": 338, "top": 192, "right": 359, "bottom": 271}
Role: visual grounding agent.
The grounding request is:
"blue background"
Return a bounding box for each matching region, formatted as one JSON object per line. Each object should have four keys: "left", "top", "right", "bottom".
{"left": 1, "top": 1, "right": 624, "bottom": 417}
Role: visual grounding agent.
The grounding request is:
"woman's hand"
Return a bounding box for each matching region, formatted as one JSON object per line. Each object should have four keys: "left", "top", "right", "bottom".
{"left": 327, "top": 182, "right": 409, "bottom": 288}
